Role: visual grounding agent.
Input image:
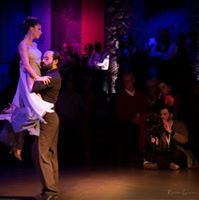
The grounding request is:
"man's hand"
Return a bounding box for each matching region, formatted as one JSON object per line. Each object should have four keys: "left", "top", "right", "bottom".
{"left": 151, "top": 135, "right": 159, "bottom": 145}
{"left": 36, "top": 76, "right": 51, "bottom": 85}
{"left": 163, "top": 120, "right": 172, "bottom": 134}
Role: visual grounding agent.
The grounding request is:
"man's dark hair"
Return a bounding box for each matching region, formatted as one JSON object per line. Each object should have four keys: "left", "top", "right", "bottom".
{"left": 158, "top": 79, "right": 172, "bottom": 87}
{"left": 53, "top": 51, "right": 62, "bottom": 68}
{"left": 53, "top": 51, "right": 61, "bottom": 62}
{"left": 159, "top": 105, "right": 174, "bottom": 115}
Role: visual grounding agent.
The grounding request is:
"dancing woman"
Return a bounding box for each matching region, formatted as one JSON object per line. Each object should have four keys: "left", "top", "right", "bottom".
{"left": 0, "top": 17, "right": 54, "bottom": 160}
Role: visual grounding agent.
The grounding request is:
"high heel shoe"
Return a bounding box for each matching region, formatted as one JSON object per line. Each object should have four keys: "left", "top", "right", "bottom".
{"left": 10, "top": 148, "right": 22, "bottom": 161}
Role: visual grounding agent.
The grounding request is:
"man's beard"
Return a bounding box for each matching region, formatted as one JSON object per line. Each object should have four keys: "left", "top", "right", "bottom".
{"left": 40, "top": 61, "right": 53, "bottom": 71}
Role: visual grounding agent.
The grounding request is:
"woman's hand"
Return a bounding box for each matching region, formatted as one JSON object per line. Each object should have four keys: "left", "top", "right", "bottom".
{"left": 36, "top": 76, "right": 51, "bottom": 85}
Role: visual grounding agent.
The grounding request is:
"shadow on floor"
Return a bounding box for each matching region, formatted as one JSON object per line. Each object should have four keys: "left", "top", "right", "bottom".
{"left": 0, "top": 196, "right": 36, "bottom": 200}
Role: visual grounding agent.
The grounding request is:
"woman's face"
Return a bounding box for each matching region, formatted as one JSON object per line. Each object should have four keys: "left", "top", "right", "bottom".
{"left": 30, "top": 24, "right": 42, "bottom": 39}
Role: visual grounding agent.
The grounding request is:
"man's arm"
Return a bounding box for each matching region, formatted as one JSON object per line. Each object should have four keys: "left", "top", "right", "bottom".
{"left": 32, "top": 77, "right": 54, "bottom": 93}
{"left": 172, "top": 121, "right": 189, "bottom": 144}
{"left": 161, "top": 43, "right": 177, "bottom": 61}
{"left": 96, "top": 55, "right": 109, "bottom": 70}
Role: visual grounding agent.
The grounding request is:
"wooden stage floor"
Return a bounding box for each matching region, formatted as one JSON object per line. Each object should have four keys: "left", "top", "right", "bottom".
{"left": 0, "top": 165, "right": 199, "bottom": 200}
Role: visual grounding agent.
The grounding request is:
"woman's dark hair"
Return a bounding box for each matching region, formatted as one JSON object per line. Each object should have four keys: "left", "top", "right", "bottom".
{"left": 23, "top": 16, "right": 41, "bottom": 34}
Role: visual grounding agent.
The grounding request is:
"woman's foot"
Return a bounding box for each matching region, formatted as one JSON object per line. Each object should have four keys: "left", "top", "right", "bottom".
{"left": 1, "top": 104, "right": 17, "bottom": 114}
{"left": 10, "top": 148, "right": 22, "bottom": 161}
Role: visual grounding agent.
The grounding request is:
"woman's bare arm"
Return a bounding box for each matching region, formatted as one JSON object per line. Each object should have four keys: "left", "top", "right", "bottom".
{"left": 18, "top": 41, "right": 51, "bottom": 87}
{"left": 18, "top": 41, "right": 40, "bottom": 80}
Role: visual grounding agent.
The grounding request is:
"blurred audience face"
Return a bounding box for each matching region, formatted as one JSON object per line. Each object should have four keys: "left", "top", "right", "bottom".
{"left": 159, "top": 82, "right": 172, "bottom": 96}
{"left": 123, "top": 73, "right": 135, "bottom": 91}
{"left": 146, "top": 79, "right": 158, "bottom": 94}
{"left": 160, "top": 108, "right": 173, "bottom": 122}
{"left": 84, "top": 43, "right": 93, "bottom": 55}
{"left": 60, "top": 42, "right": 67, "bottom": 52}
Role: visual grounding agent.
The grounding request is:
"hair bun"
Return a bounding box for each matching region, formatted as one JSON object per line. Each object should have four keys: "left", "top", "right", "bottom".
{"left": 23, "top": 16, "right": 41, "bottom": 33}
{"left": 23, "top": 16, "right": 39, "bottom": 24}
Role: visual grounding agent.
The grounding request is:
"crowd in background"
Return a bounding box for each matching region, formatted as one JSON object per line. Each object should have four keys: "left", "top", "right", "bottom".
{"left": 0, "top": 28, "right": 198, "bottom": 170}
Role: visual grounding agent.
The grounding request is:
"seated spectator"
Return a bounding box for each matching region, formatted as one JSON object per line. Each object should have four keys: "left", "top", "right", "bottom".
{"left": 143, "top": 106, "right": 197, "bottom": 170}
{"left": 160, "top": 105, "right": 198, "bottom": 169}
{"left": 116, "top": 73, "right": 148, "bottom": 164}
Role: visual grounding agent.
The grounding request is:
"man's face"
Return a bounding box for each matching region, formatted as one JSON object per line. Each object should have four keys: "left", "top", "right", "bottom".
{"left": 123, "top": 74, "right": 135, "bottom": 90}
{"left": 41, "top": 51, "right": 54, "bottom": 70}
{"left": 160, "top": 108, "right": 172, "bottom": 121}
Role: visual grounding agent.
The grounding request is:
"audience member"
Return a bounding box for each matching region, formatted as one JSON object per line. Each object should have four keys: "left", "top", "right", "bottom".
{"left": 143, "top": 106, "right": 197, "bottom": 170}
